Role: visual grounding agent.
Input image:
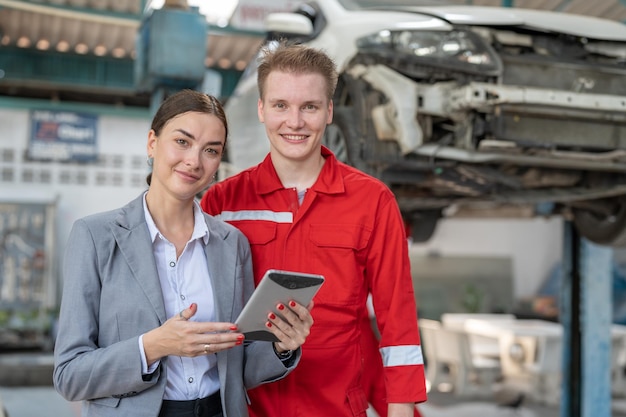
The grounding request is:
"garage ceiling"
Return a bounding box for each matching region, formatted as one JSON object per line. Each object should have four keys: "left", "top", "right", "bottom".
{"left": 0, "top": 0, "right": 624, "bottom": 107}
{"left": 0, "top": 0, "right": 265, "bottom": 106}
{"left": 0, "top": 0, "right": 264, "bottom": 69}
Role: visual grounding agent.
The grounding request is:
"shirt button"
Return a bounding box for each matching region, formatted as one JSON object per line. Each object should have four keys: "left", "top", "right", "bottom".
{"left": 169, "top": 261, "right": 175, "bottom": 267}
{"left": 188, "top": 377, "right": 194, "bottom": 383}
{"left": 180, "top": 294, "right": 186, "bottom": 300}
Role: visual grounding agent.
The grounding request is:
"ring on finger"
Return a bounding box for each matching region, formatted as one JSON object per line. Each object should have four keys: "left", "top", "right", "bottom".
{"left": 204, "top": 344, "right": 211, "bottom": 353}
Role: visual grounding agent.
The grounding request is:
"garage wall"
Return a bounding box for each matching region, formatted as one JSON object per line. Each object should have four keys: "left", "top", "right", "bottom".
{"left": 410, "top": 216, "right": 564, "bottom": 299}
{"left": 0, "top": 108, "right": 151, "bottom": 301}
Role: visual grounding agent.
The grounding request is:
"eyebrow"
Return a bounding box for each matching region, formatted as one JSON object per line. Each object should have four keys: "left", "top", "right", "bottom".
{"left": 175, "top": 128, "right": 195, "bottom": 140}
{"left": 174, "top": 128, "right": 224, "bottom": 147}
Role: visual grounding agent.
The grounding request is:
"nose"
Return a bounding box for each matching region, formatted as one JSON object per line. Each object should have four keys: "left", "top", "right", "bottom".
{"left": 285, "top": 108, "right": 304, "bottom": 129}
{"left": 184, "top": 150, "right": 201, "bottom": 168}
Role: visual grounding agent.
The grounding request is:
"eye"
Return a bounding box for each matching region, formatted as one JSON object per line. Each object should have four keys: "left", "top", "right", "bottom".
{"left": 204, "top": 147, "right": 220, "bottom": 156}
{"left": 275, "top": 102, "right": 286, "bottom": 109}
{"left": 304, "top": 104, "right": 318, "bottom": 111}
{"left": 176, "top": 138, "right": 189, "bottom": 146}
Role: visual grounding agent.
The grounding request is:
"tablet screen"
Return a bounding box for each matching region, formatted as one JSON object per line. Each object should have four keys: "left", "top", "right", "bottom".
{"left": 235, "top": 269, "right": 324, "bottom": 341}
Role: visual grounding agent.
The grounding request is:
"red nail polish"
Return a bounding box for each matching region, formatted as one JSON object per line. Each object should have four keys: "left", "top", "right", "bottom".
{"left": 268, "top": 313, "right": 276, "bottom": 320}
{"left": 236, "top": 340, "right": 243, "bottom": 345}
{"left": 237, "top": 334, "right": 245, "bottom": 341}
{"left": 230, "top": 325, "right": 238, "bottom": 331}
{"left": 278, "top": 304, "right": 285, "bottom": 311}
{"left": 289, "top": 301, "right": 296, "bottom": 307}
{"left": 266, "top": 322, "right": 272, "bottom": 328}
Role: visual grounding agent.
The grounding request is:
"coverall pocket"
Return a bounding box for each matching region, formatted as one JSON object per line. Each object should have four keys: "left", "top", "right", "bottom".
{"left": 346, "top": 386, "right": 369, "bottom": 417}
{"left": 233, "top": 222, "right": 277, "bottom": 270}
{"left": 235, "top": 221, "right": 276, "bottom": 245}
{"left": 309, "top": 224, "right": 369, "bottom": 305}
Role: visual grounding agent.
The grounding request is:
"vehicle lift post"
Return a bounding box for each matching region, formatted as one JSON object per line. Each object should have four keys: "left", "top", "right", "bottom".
{"left": 560, "top": 221, "right": 613, "bottom": 417}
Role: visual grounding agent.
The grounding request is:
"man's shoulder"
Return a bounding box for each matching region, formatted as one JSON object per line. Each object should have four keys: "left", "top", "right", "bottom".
{"left": 216, "top": 164, "right": 260, "bottom": 188}
{"left": 337, "top": 162, "right": 392, "bottom": 194}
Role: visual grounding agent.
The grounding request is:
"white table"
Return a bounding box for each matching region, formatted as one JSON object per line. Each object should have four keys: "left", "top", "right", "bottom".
{"left": 441, "top": 313, "right": 515, "bottom": 360}
{"left": 461, "top": 318, "right": 563, "bottom": 405}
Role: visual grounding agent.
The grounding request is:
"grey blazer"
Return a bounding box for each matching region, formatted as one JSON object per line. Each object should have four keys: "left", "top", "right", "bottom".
{"left": 53, "top": 194, "right": 297, "bottom": 417}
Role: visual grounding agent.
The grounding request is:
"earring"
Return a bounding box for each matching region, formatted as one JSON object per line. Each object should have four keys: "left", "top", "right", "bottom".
{"left": 147, "top": 156, "right": 154, "bottom": 167}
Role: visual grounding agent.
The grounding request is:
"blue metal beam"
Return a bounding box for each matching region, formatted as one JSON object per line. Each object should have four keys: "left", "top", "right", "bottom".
{"left": 0, "top": 96, "right": 151, "bottom": 118}
{"left": 0, "top": 47, "right": 136, "bottom": 91}
{"left": 0, "top": 46, "right": 246, "bottom": 101}
{"left": 560, "top": 222, "right": 613, "bottom": 417}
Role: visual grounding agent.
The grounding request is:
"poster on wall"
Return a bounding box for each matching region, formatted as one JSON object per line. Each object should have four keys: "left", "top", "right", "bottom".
{"left": 28, "top": 110, "right": 98, "bottom": 162}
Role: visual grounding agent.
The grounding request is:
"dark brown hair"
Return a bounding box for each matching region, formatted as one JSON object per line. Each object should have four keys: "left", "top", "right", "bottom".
{"left": 257, "top": 40, "right": 338, "bottom": 102}
{"left": 147, "top": 89, "right": 227, "bottom": 185}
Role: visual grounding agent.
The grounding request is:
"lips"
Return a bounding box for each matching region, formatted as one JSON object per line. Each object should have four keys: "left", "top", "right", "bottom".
{"left": 176, "top": 170, "right": 200, "bottom": 181}
{"left": 282, "top": 134, "right": 308, "bottom": 141}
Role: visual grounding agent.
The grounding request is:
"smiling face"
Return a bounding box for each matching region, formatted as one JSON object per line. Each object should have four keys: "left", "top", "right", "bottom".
{"left": 258, "top": 71, "right": 333, "bottom": 164}
{"left": 147, "top": 111, "right": 226, "bottom": 201}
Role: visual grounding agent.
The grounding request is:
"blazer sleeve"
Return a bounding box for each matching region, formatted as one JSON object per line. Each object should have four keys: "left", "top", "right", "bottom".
{"left": 53, "top": 219, "right": 159, "bottom": 402}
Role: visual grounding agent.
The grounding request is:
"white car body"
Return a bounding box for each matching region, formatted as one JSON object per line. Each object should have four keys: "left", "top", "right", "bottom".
{"left": 224, "top": 0, "right": 626, "bottom": 245}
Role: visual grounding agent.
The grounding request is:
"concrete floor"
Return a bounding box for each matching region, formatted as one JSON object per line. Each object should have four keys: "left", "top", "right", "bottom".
{"left": 2, "top": 352, "right": 626, "bottom": 417}
{"left": 418, "top": 388, "right": 626, "bottom": 417}
{"left": 0, "top": 385, "right": 556, "bottom": 417}
{"left": 3, "top": 386, "right": 625, "bottom": 417}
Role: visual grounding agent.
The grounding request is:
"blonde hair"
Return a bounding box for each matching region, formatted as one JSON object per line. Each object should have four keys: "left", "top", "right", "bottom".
{"left": 257, "top": 41, "right": 338, "bottom": 101}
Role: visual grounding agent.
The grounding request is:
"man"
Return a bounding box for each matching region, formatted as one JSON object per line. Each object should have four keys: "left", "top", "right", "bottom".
{"left": 201, "top": 41, "right": 427, "bottom": 417}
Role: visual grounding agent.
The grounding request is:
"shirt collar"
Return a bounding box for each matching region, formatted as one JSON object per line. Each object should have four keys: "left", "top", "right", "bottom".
{"left": 255, "top": 146, "right": 345, "bottom": 195}
{"left": 142, "top": 192, "right": 210, "bottom": 245}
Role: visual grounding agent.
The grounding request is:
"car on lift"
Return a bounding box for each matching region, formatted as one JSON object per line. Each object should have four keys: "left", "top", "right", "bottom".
{"left": 223, "top": 0, "right": 626, "bottom": 246}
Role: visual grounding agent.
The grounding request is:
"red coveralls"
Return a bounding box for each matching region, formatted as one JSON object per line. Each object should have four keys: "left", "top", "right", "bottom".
{"left": 201, "top": 147, "right": 427, "bottom": 417}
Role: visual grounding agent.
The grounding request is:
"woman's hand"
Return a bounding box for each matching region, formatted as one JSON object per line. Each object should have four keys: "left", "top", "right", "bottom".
{"left": 267, "top": 300, "right": 314, "bottom": 354}
{"left": 143, "top": 303, "right": 245, "bottom": 365}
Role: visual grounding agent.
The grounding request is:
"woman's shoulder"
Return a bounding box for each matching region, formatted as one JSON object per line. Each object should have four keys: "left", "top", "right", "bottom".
{"left": 74, "top": 194, "right": 143, "bottom": 229}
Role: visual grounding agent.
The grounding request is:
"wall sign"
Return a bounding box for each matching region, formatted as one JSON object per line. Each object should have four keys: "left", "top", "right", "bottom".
{"left": 29, "top": 110, "right": 98, "bottom": 162}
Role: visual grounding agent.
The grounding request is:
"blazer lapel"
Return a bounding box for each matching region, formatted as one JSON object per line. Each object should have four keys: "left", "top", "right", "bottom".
{"left": 204, "top": 216, "right": 236, "bottom": 323}
{"left": 112, "top": 194, "right": 167, "bottom": 324}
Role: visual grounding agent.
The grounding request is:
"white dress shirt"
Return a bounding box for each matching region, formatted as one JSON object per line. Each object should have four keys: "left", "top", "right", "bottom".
{"left": 139, "top": 193, "right": 220, "bottom": 400}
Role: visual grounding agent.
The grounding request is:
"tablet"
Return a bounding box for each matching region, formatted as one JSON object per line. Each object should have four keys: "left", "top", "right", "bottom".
{"left": 235, "top": 269, "right": 325, "bottom": 342}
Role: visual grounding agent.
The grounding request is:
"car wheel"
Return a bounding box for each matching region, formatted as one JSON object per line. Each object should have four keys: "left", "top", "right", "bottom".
{"left": 407, "top": 210, "right": 441, "bottom": 243}
{"left": 573, "top": 196, "right": 626, "bottom": 247}
{"left": 324, "top": 107, "right": 369, "bottom": 173}
{"left": 323, "top": 116, "right": 349, "bottom": 163}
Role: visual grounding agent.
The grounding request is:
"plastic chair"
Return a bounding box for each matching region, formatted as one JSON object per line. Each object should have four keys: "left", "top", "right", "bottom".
{"left": 419, "top": 318, "right": 501, "bottom": 398}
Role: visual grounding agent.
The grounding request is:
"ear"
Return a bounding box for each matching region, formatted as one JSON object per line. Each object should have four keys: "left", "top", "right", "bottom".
{"left": 257, "top": 98, "right": 265, "bottom": 123}
{"left": 147, "top": 129, "right": 157, "bottom": 155}
{"left": 327, "top": 100, "right": 334, "bottom": 125}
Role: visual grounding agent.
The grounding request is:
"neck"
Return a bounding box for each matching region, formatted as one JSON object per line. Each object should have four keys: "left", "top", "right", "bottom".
{"left": 145, "top": 189, "right": 194, "bottom": 232}
{"left": 272, "top": 152, "right": 325, "bottom": 191}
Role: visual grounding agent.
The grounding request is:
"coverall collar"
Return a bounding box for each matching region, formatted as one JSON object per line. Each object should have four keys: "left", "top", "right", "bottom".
{"left": 254, "top": 146, "right": 345, "bottom": 196}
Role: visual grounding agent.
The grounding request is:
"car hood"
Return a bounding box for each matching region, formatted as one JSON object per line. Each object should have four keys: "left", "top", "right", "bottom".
{"left": 382, "top": 5, "right": 626, "bottom": 41}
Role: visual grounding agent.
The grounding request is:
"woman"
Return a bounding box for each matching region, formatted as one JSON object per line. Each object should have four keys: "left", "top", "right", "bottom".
{"left": 53, "top": 89, "right": 313, "bottom": 417}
